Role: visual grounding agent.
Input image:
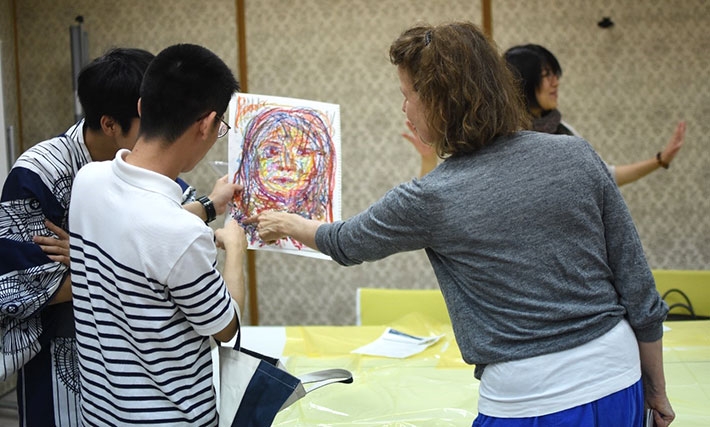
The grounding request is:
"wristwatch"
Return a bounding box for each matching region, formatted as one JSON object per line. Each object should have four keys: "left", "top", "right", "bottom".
{"left": 197, "top": 196, "right": 217, "bottom": 224}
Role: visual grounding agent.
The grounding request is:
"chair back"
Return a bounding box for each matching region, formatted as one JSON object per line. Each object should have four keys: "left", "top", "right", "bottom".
{"left": 653, "top": 270, "right": 710, "bottom": 318}
{"left": 356, "top": 288, "right": 450, "bottom": 326}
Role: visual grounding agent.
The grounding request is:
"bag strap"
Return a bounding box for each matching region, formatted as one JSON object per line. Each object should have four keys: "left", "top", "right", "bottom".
{"left": 298, "top": 368, "right": 353, "bottom": 394}
{"left": 232, "top": 309, "right": 243, "bottom": 350}
{"left": 227, "top": 320, "right": 352, "bottom": 395}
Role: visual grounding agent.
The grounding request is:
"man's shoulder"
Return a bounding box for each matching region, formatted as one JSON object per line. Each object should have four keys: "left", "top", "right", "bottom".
{"left": 16, "top": 137, "right": 61, "bottom": 162}
{"left": 25, "top": 131, "right": 80, "bottom": 153}
{"left": 14, "top": 131, "right": 88, "bottom": 173}
{"left": 74, "top": 158, "right": 109, "bottom": 181}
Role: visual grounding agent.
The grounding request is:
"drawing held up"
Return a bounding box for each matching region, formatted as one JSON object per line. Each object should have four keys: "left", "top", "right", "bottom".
{"left": 227, "top": 93, "right": 342, "bottom": 259}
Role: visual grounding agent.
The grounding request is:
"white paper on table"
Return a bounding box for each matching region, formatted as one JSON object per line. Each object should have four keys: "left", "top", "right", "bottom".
{"left": 351, "top": 328, "right": 444, "bottom": 358}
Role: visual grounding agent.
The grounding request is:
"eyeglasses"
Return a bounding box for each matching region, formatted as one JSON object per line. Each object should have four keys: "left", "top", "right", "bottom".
{"left": 217, "top": 116, "right": 231, "bottom": 138}
{"left": 197, "top": 112, "right": 231, "bottom": 138}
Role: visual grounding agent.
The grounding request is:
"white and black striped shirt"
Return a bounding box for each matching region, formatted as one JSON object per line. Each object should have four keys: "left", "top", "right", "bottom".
{"left": 69, "top": 149, "right": 236, "bottom": 426}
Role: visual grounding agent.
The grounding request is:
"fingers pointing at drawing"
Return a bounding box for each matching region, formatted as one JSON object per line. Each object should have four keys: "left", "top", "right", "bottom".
{"left": 244, "top": 210, "right": 288, "bottom": 242}
{"left": 245, "top": 210, "right": 310, "bottom": 243}
{"left": 243, "top": 210, "right": 323, "bottom": 251}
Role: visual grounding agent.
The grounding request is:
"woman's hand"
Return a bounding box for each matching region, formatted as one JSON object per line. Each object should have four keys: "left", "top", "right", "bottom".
{"left": 403, "top": 120, "right": 438, "bottom": 177}
{"left": 646, "top": 394, "right": 675, "bottom": 427}
{"left": 659, "top": 121, "right": 686, "bottom": 167}
{"left": 639, "top": 340, "right": 675, "bottom": 426}
{"left": 243, "top": 211, "right": 294, "bottom": 242}
{"left": 403, "top": 120, "right": 436, "bottom": 157}
{"left": 244, "top": 211, "right": 323, "bottom": 250}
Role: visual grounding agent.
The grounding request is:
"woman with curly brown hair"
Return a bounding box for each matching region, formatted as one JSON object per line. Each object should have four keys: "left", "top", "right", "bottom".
{"left": 245, "top": 22, "right": 674, "bottom": 427}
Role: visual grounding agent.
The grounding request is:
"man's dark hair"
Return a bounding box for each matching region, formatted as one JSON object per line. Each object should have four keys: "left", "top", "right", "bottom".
{"left": 138, "top": 44, "right": 240, "bottom": 142}
{"left": 78, "top": 48, "right": 154, "bottom": 134}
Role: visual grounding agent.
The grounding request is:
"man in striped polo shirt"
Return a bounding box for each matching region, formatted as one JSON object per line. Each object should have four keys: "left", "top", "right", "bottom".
{"left": 69, "top": 44, "right": 244, "bottom": 426}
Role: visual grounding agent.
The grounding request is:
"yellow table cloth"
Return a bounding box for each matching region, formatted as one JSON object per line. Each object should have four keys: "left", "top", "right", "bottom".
{"left": 266, "top": 315, "right": 710, "bottom": 426}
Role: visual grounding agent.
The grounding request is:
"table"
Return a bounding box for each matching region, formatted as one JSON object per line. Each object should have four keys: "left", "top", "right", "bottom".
{"left": 235, "top": 315, "right": 710, "bottom": 426}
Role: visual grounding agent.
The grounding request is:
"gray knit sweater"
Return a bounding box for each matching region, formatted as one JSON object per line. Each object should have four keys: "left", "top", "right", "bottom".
{"left": 315, "top": 131, "right": 667, "bottom": 379}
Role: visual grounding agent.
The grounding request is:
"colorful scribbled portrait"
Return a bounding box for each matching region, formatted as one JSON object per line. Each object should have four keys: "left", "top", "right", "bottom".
{"left": 228, "top": 94, "right": 341, "bottom": 258}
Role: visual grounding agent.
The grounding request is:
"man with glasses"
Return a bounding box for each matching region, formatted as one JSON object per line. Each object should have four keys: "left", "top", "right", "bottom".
{"left": 1, "top": 46, "right": 237, "bottom": 426}
{"left": 69, "top": 43, "right": 245, "bottom": 425}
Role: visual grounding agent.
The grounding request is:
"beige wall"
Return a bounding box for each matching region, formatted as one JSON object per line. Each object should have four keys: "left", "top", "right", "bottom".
{"left": 0, "top": 0, "right": 18, "bottom": 162}
{"left": 0, "top": 0, "right": 17, "bottom": 396}
{"left": 6, "top": 0, "right": 709, "bottom": 326}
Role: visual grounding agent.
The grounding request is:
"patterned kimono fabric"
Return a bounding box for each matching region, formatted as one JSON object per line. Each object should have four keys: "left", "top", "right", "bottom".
{"left": 0, "top": 121, "right": 87, "bottom": 426}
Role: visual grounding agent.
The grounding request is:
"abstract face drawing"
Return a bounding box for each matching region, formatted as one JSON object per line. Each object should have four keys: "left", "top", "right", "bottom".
{"left": 233, "top": 106, "right": 337, "bottom": 248}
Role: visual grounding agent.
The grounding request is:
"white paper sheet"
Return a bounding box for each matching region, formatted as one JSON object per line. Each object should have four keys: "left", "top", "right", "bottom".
{"left": 351, "top": 328, "right": 444, "bottom": 358}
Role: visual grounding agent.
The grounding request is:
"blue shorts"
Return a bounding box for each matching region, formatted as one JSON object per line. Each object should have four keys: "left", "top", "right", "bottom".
{"left": 472, "top": 379, "right": 644, "bottom": 427}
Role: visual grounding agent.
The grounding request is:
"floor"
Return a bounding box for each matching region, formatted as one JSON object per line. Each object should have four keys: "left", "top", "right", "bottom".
{"left": 0, "top": 389, "right": 18, "bottom": 427}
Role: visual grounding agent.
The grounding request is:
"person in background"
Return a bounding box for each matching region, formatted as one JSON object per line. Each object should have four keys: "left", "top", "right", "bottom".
{"left": 246, "top": 22, "right": 674, "bottom": 427}
{"left": 69, "top": 43, "right": 244, "bottom": 426}
{"left": 0, "top": 47, "right": 236, "bottom": 427}
{"left": 504, "top": 44, "right": 685, "bottom": 186}
{"left": 405, "top": 43, "right": 686, "bottom": 182}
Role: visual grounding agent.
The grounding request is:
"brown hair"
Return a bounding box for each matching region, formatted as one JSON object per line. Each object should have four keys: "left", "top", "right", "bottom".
{"left": 390, "top": 22, "right": 529, "bottom": 157}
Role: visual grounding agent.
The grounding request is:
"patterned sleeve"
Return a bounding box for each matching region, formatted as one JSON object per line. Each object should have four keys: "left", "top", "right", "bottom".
{"left": 176, "top": 177, "right": 196, "bottom": 205}
{"left": 1, "top": 163, "right": 70, "bottom": 373}
{"left": 0, "top": 185, "right": 67, "bottom": 379}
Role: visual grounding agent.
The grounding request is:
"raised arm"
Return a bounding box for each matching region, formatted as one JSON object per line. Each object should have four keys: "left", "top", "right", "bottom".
{"left": 614, "top": 121, "right": 686, "bottom": 186}
{"left": 245, "top": 178, "right": 433, "bottom": 266}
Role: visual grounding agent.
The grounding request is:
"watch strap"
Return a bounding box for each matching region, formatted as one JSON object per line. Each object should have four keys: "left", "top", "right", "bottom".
{"left": 197, "top": 195, "right": 217, "bottom": 224}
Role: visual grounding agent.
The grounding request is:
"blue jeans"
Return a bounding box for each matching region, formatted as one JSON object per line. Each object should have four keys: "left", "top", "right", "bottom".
{"left": 472, "top": 379, "right": 644, "bottom": 427}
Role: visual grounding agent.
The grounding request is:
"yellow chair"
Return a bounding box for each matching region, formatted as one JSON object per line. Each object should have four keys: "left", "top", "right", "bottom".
{"left": 652, "top": 270, "right": 710, "bottom": 318}
{"left": 356, "top": 288, "right": 450, "bottom": 326}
